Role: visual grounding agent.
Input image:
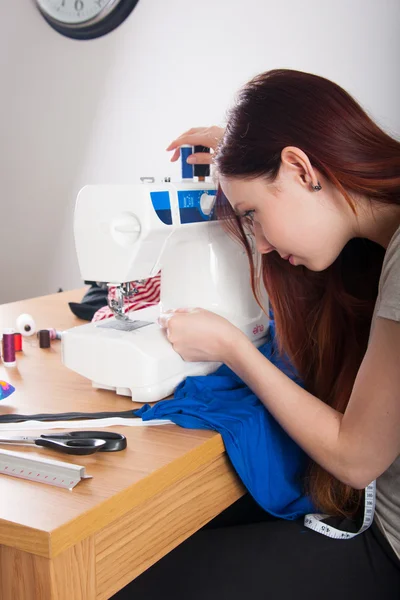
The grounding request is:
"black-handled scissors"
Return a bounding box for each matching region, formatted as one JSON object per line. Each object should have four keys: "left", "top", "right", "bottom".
{"left": 0, "top": 431, "right": 127, "bottom": 456}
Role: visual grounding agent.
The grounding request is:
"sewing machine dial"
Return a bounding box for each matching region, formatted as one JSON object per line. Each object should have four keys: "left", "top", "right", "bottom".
{"left": 35, "top": 0, "right": 139, "bottom": 39}
{"left": 200, "top": 193, "right": 215, "bottom": 216}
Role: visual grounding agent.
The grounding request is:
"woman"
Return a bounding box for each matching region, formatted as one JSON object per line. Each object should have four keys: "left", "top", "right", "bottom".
{"left": 114, "top": 70, "right": 400, "bottom": 599}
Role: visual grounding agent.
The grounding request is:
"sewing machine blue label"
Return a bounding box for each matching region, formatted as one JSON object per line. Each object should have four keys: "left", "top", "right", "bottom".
{"left": 150, "top": 191, "right": 173, "bottom": 225}
{"left": 178, "top": 190, "right": 217, "bottom": 223}
{"left": 150, "top": 190, "right": 217, "bottom": 225}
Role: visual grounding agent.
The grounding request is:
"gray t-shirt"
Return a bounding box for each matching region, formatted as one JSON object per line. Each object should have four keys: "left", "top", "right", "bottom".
{"left": 372, "top": 225, "right": 400, "bottom": 560}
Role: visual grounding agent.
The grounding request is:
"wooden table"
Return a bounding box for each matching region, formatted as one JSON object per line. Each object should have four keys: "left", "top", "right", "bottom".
{"left": 0, "top": 290, "right": 244, "bottom": 600}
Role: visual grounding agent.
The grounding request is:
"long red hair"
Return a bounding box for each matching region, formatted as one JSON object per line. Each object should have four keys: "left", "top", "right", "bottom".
{"left": 214, "top": 69, "right": 400, "bottom": 516}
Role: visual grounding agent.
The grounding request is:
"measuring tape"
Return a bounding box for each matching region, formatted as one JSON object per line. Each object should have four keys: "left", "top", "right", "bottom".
{"left": 304, "top": 480, "right": 376, "bottom": 539}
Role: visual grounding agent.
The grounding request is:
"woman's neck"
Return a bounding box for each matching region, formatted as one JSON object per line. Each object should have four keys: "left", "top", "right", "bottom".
{"left": 354, "top": 199, "right": 400, "bottom": 249}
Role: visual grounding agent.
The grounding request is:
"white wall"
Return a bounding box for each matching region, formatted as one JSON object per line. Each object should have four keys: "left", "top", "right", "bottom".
{"left": 1, "top": 0, "right": 399, "bottom": 303}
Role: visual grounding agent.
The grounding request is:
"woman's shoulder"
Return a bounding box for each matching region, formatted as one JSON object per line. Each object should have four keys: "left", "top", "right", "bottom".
{"left": 377, "top": 225, "right": 400, "bottom": 322}
{"left": 387, "top": 224, "right": 400, "bottom": 252}
{"left": 381, "top": 224, "right": 400, "bottom": 279}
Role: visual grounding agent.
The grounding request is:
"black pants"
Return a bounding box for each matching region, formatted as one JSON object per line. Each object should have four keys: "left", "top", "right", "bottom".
{"left": 112, "top": 494, "right": 400, "bottom": 600}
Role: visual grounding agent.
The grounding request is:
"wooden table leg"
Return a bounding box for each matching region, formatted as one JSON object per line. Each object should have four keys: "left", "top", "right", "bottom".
{"left": 0, "top": 537, "right": 96, "bottom": 600}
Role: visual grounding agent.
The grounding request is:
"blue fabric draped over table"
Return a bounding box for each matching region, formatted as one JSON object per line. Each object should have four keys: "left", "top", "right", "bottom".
{"left": 135, "top": 321, "right": 315, "bottom": 519}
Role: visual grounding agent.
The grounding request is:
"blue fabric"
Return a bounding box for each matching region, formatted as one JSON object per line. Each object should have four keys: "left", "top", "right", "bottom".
{"left": 135, "top": 321, "right": 315, "bottom": 519}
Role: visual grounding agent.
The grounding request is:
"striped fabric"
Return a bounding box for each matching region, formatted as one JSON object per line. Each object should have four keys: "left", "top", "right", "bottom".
{"left": 92, "top": 272, "right": 161, "bottom": 322}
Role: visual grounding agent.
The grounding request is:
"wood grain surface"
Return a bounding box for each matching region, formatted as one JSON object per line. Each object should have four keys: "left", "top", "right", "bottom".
{"left": 0, "top": 289, "right": 244, "bottom": 599}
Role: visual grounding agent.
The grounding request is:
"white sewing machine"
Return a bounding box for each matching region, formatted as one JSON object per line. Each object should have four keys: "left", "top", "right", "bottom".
{"left": 62, "top": 180, "right": 269, "bottom": 402}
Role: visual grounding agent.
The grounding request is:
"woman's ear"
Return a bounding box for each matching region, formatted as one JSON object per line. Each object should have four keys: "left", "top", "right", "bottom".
{"left": 281, "top": 146, "right": 319, "bottom": 188}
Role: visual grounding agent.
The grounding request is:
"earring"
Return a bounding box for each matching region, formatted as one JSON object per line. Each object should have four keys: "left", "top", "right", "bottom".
{"left": 311, "top": 181, "right": 322, "bottom": 191}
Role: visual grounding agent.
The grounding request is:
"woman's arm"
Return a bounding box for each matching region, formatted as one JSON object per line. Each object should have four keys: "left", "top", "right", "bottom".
{"left": 162, "top": 306, "right": 400, "bottom": 488}
{"left": 225, "top": 316, "right": 400, "bottom": 489}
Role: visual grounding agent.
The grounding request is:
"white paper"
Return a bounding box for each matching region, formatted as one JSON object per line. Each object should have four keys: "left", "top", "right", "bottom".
{"left": 0, "top": 417, "right": 174, "bottom": 431}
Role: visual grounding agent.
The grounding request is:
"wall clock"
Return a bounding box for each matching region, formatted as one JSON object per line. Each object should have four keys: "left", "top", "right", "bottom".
{"left": 35, "top": 0, "right": 140, "bottom": 40}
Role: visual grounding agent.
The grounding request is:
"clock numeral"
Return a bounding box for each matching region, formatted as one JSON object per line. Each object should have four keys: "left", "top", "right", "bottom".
{"left": 75, "top": 0, "right": 84, "bottom": 11}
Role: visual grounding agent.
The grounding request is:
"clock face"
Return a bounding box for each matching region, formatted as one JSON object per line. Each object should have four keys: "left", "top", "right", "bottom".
{"left": 35, "top": 0, "right": 139, "bottom": 39}
{"left": 36, "top": 0, "right": 119, "bottom": 26}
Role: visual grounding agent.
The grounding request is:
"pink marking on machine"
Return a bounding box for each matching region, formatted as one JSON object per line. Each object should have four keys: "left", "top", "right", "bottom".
{"left": 253, "top": 324, "right": 265, "bottom": 336}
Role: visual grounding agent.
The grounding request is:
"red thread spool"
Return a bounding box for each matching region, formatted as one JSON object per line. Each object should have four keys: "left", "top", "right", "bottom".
{"left": 14, "top": 333, "right": 23, "bottom": 352}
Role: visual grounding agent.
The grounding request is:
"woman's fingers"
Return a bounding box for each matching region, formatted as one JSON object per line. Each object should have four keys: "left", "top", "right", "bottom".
{"left": 186, "top": 152, "right": 213, "bottom": 165}
{"left": 158, "top": 308, "right": 198, "bottom": 328}
{"left": 170, "top": 148, "right": 181, "bottom": 162}
{"left": 166, "top": 128, "right": 207, "bottom": 151}
{"left": 158, "top": 312, "right": 174, "bottom": 328}
{"left": 170, "top": 148, "right": 213, "bottom": 164}
{"left": 166, "top": 126, "right": 224, "bottom": 154}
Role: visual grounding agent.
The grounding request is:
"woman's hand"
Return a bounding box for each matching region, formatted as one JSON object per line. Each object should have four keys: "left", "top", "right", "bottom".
{"left": 166, "top": 126, "right": 225, "bottom": 164}
{"left": 158, "top": 308, "right": 246, "bottom": 363}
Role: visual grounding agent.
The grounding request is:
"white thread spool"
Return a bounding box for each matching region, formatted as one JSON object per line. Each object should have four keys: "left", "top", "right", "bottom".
{"left": 16, "top": 314, "right": 36, "bottom": 337}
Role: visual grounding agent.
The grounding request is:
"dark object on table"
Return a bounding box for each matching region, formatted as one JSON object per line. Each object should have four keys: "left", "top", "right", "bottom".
{"left": 68, "top": 282, "right": 109, "bottom": 321}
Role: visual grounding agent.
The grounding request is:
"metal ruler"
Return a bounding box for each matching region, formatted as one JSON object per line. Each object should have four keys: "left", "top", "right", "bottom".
{"left": 304, "top": 480, "right": 376, "bottom": 539}
{"left": 0, "top": 448, "right": 92, "bottom": 490}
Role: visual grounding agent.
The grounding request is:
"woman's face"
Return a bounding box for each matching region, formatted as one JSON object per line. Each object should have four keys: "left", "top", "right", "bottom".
{"left": 220, "top": 153, "right": 354, "bottom": 272}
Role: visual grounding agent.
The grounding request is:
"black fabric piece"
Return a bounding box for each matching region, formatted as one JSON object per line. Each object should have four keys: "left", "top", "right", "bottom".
{"left": 112, "top": 494, "right": 400, "bottom": 600}
{"left": 68, "top": 302, "right": 98, "bottom": 321}
{"left": 0, "top": 410, "right": 138, "bottom": 423}
{"left": 68, "top": 282, "right": 109, "bottom": 321}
